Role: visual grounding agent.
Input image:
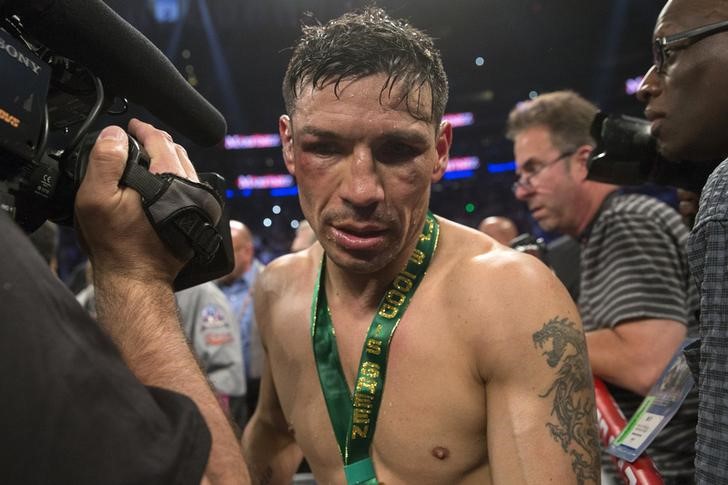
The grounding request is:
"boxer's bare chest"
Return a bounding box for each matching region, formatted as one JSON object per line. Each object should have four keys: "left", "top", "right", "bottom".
{"left": 266, "top": 285, "right": 489, "bottom": 483}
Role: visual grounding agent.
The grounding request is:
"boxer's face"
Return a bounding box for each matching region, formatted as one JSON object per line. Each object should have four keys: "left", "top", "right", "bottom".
{"left": 638, "top": 0, "right": 728, "bottom": 162}
{"left": 280, "top": 74, "right": 451, "bottom": 274}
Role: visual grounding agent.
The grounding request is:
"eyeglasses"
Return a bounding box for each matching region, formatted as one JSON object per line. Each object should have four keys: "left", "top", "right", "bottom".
{"left": 653, "top": 20, "right": 728, "bottom": 74}
{"left": 511, "top": 150, "right": 574, "bottom": 193}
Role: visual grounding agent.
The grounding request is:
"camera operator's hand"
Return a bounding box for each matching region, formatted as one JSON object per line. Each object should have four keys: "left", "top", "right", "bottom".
{"left": 75, "top": 119, "right": 196, "bottom": 284}
{"left": 74, "top": 119, "right": 249, "bottom": 485}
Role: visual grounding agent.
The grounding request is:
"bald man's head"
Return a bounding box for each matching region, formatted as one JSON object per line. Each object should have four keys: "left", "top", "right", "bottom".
{"left": 478, "top": 216, "right": 519, "bottom": 246}
{"left": 639, "top": 0, "right": 728, "bottom": 162}
{"left": 230, "top": 220, "right": 252, "bottom": 245}
{"left": 291, "top": 220, "right": 317, "bottom": 253}
{"left": 659, "top": 0, "right": 728, "bottom": 27}
{"left": 219, "top": 220, "right": 254, "bottom": 284}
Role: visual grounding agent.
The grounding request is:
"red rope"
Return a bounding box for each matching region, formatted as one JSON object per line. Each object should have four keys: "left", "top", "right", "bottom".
{"left": 593, "top": 377, "right": 664, "bottom": 485}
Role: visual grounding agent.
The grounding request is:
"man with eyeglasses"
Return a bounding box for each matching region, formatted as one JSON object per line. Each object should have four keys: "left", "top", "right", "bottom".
{"left": 508, "top": 90, "right": 699, "bottom": 484}
{"left": 637, "top": 1, "right": 728, "bottom": 483}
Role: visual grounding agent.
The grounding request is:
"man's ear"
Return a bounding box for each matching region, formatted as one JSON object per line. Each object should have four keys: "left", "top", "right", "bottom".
{"left": 279, "top": 115, "right": 295, "bottom": 176}
{"left": 572, "top": 145, "right": 593, "bottom": 182}
{"left": 432, "top": 120, "right": 453, "bottom": 182}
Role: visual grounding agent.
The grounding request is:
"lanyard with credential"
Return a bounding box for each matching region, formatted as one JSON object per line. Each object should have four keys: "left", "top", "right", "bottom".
{"left": 311, "top": 212, "right": 440, "bottom": 485}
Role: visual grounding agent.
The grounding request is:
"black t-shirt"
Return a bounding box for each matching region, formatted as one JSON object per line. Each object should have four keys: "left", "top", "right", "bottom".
{"left": 545, "top": 235, "right": 581, "bottom": 302}
{"left": 0, "top": 213, "right": 211, "bottom": 484}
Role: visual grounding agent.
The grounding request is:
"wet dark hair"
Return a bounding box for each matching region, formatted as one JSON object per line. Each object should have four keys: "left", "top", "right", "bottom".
{"left": 282, "top": 7, "right": 449, "bottom": 126}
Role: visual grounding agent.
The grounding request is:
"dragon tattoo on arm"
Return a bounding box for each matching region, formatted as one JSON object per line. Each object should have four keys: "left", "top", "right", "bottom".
{"left": 533, "top": 316, "right": 600, "bottom": 485}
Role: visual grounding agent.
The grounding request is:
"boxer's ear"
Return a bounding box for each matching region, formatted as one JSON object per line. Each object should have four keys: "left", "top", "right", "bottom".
{"left": 280, "top": 115, "right": 295, "bottom": 176}
{"left": 432, "top": 121, "right": 452, "bottom": 182}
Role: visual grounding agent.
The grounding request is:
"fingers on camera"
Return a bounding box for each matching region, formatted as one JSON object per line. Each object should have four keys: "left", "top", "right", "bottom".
{"left": 174, "top": 144, "right": 199, "bottom": 182}
{"left": 128, "top": 118, "right": 192, "bottom": 178}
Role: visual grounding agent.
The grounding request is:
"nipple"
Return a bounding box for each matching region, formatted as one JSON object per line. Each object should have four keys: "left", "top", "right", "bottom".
{"left": 431, "top": 446, "right": 450, "bottom": 460}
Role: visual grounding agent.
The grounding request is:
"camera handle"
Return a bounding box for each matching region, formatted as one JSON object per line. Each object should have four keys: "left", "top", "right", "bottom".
{"left": 72, "top": 132, "right": 233, "bottom": 290}
{"left": 119, "top": 137, "right": 223, "bottom": 263}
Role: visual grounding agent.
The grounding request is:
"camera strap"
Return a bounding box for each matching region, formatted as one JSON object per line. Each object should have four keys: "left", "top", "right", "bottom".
{"left": 120, "top": 162, "right": 223, "bottom": 263}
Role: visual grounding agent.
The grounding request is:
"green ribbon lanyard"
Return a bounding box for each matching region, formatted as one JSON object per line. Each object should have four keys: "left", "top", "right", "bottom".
{"left": 311, "top": 212, "right": 440, "bottom": 485}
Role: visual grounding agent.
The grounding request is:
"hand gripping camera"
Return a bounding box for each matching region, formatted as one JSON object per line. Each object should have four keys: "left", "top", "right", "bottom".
{"left": 0, "top": 2, "right": 234, "bottom": 290}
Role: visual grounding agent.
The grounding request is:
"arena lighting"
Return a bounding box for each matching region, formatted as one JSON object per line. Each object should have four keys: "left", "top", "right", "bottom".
{"left": 625, "top": 76, "right": 643, "bottom": 95}
{"left": 197, "top": 0, "right": 246, "bottom": 133}
{"left": 270, "top": 187, "right": 299, "bottom": 197}
{"left": 443, "top": 170, "right": 474, "bottom": 180}
{"left": 591, "top": 0, "right": 630, "bottom": 105}
{"left": 440, "top": 157, "right": 516, "bottom": 180}
{"left": 236, "top": 174, "right": 294, "bottom": 190}
{"left": 224, "top": 112, "right": 475, "bottom": 151}
{"left": 487, "top": 161, "right": 516, "bottom": 173}
{"left": 442, "top": 112, "right": 475, "bottom": 128}
{"left": 447, "top": 156, "right": 480, "bottom": 172}
{"left": 229, "top": 156, "right": 488, "bottom": 198}
{"left": 225, "top": 133, "right": 281, "bottom": 150}
{"left": 153, "top": 0, "right": 180, "bottom": 23}
{"left": 231, "top": 156, "right": 484, "bottom": 198}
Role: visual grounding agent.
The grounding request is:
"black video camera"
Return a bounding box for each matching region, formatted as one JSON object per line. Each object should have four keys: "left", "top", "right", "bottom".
{"left": 587, "top": 112, "right": 719, "bottom": 193}
{"left": 0, "top": 15, "right": 233, "bottom": 290}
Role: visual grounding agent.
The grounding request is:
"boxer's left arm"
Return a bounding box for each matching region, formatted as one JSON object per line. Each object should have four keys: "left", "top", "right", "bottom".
{"left": 75, "top": 119, "right": 249, "bottom": 484}
{"left": 478, "top": 254, "right": 600, "bottom": 485}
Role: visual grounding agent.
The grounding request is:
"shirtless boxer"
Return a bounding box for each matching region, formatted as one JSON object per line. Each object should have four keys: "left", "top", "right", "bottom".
{"left": 241, "top": 8, "right": 600, "bottom": 484}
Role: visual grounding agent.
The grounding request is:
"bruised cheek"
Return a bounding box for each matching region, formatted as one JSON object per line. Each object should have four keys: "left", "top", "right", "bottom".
{"left": 295, "top": 172, "right": 337, "bottom": 221}
{"left": 397, "top": 170, "right": 431, "bottom": 203}
{"left": 296, "top": 184, "right": 323, "bottom": 219}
